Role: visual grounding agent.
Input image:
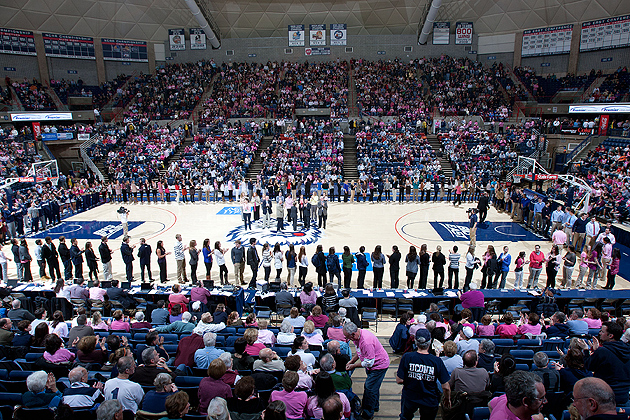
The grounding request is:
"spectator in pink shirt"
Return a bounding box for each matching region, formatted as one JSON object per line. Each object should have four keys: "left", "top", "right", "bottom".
{"left": 326, "top": 315, "right": 346, "bottom": 341}
{"left": 584, "top": 308, "right": 602, "bottom": 329}
{"left": 495, "top": 313, "right": 518, "bottom": 339}
{"left": 88, "top": 279, "right": 107, "bottom": 301}
{"left": 109, "top": 309, "right": 130, "bottom": 332}
{"left": 43, "top": 333, "right": 76, "bottom": 363}
{"left": 169, "top": 284, "right": 189, "bottom": 309}
{"left": 476, "top": 314, "right": 496, "bottom": 337}
{"left": 307, "top": 306, "right": 329, "bottom": 329}
{"left": 269, "top": 371, "right": 308, "bottom": 419}
{"left": 343, "top": 322, "right": 390, "bottom": 418}
{"left": 243, "top": 328, "right": 266, "bottom": 357}
{"left": 301, "top": 320, "right": 324, "bottom": 346}
{"left": 517, "top": 312, "right": 542, "bottom": 336}
{"left": 256, "top": 319, "right": 276, "bottom": 346}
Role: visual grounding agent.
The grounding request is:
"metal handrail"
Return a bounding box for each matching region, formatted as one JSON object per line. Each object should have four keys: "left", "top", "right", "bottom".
{"left": 564, "top": 133, "right": 595, "bottom": 167}
{"left": 79, "top": 133, "right": 105, "bottom": 182}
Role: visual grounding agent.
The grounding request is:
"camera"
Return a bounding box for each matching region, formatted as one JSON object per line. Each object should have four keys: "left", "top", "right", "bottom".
{"left": 466, "top": 208, "right": 475, "bottom": 214}
{"left": 117, "top": 206, "right": 129, "bottom": 214}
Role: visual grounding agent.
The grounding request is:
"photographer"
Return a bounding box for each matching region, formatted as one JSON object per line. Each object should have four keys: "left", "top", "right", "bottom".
{"left": 468, "top": 208, "right": 478, "bottom": 247}
{"left": 118, "top": 207, "right": 130, "bottom": 236}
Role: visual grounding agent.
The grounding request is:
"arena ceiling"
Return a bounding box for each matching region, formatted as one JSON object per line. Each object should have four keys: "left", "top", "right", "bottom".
{"left": 1, "top": 0, "right": 629, "bottom": 42}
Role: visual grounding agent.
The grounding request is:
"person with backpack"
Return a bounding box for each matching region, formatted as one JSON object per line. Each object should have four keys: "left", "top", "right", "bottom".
{"left": 326, "top": 247, "right": 341, "bottom": 287}
{"left": 312, "top": 244, "right": 327, "bottom": 287}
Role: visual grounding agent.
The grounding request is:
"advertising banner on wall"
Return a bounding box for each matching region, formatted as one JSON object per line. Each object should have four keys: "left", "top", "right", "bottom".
{"left": 522, "top": 24, "right": 573, "bottom": 57}
{"left": 309, "top": 24, "right": 326, "bottom": 46}
{"left": 599, "top": 114, "right": 609, "bottom": 136}
{"left": 0, "top": 28, "right": 36, "bottom": 56}
{"left": 288, "top": 25, "right": 305, "bottom": 47}
{"left": 305, "top": 47, "right": 330, "bottom": 56}
{"left": 580, "top": 14, "right": 630, "bottom": 52}
{"left": 189, "top": 28, "right": 207, "bottom": 50}
{"left": 455, "top": 22, "right": 473, "bottom": 44}
{"left": 43, "top": 33, "right": 95, "bottom": 59}
{"left": 169, "top": 29, "right": 186, "bottom": 51}
{"left": 330, "top": 24, "right": 347, "bottom": 46}
{"left": 433, "top": 22, "right": 450, "bottom": 45}
{"left": 102, "top": 39, "right": 148, "bottom": 62}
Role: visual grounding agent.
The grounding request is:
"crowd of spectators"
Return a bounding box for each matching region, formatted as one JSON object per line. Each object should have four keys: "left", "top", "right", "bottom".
{"left": 50, "top": 75, "right": 130, "bottom": 110}
{"left": 514, "top": 67, "right": 601, "bottom": 103}
{"left": 260, "top": 121, "right": 344, "bottom": 179}
{"left": 588, "top": 66, "right": 629, "bottom": 103}
{"left": 10, "top": 78, "right": 57, "bottom": 111}
{"left": 279, "top": 61, "right": 349, "bottom": 119}
{"left": 200, "top": 62, "right": 279, "bottom": 120}
{"left": 352, "top": 58, "right": 430, "bottom": 121}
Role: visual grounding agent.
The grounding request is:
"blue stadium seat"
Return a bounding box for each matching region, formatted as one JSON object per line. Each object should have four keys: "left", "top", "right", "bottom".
{"left": 272, "top": 347, "right": 291, "bottom": 358}
{"left": 515, "top": 364, "right": 530, "bottom": 371}
{"left": 175, "top": 376, "right": 203, "bottom": 387}
{"left": 160, "top": 334, "right": 179, "bottom": 343}
{"left": 471, "top": 407, "right": 490, "bottom": 420}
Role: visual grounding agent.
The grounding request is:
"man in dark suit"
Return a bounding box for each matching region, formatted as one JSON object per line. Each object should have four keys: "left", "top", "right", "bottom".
{"left": 99, "top": 236, "right": 113, "bottom": 281}
{"left": 120, "top": 236, "right": 135, "bottom": 283}
{"left": 58, "top": 236, "right": 72, "bottom": 280}
{"left": 106, "top": 279, "right": 134, "bottom": 309}
{"left": 137, "top": 238, "right": 153, "bottom": 282}
{"left": 70, "top": 238, "right": 84, "bottom": 280}
{"left": 477, "top": 191, "right": 490, "bottom": 224}
{"left": 246, "top": 237, "right": 260, "bottom": 289}
{"left": 42, "top": 236, "right": 61, "bottom": 281}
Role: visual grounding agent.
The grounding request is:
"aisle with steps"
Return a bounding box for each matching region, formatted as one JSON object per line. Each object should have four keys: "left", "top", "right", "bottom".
{"left": 343, "top": 134, "right": 359, "bottom": 180}
{"left": 245, "top": 136, "right": 274, "bottom": 180}
{"left": 426, "top": 135, "right": 453, "bottom": 178}
{"left": 158, "top": 136, "right": 195, "bottom": 177}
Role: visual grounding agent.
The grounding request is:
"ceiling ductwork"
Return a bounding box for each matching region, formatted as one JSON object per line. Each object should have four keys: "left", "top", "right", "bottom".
{"left": 417, "top": 0, "right": 442, "bottom": 45}
{"left": 184, "top": 0, "right": 221, "bottom": 48}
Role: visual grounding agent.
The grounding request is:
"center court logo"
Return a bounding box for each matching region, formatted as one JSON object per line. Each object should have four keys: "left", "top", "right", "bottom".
{"left": 437, "top": 223, "right": 470, "bottom": 240}
{"left": 225, "top": 219, "right": 323, "bottom": 246}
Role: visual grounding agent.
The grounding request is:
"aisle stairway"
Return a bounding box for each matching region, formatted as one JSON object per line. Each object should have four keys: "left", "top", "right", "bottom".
{"left": 245, "top": 136, "right": 274, "bottom": 180}
{"left": 426, "top": 134, "right": 453, "bottom": 178}
{"left": 343, "top": 134, "right": 359, "bottom": 180}
{"left": 159, "top": 136, "right": 195, "bottom": 177}
{"left": 348, "top": 62, "right": 359, "bottom": 118}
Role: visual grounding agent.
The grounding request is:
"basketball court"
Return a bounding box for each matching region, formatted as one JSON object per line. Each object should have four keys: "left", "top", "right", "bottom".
{"left": 17, "top": 199, "right": 630, "bottom": 290}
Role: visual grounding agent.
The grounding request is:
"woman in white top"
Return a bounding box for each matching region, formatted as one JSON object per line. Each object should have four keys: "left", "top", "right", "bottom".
{"left": 277, "top": 319, "right": 297, "bottom": 345}
{"left": 0, "top": 246, "right": 11, "bottom": 284}
{"left": 464, "top": 246, "right": 477, "bottom": 290}
{"left": 298, "top": 246, "right": 309, "bottom": 286}
{"left": 214, "top": 241, "right": 229, "bottom": 285}
{"left": 287, "top": 336, "right": 316, "bottom": 370}
{"left": 273, "top": 243, "right": 284, "bottom": 280}
{"left": 261, "top": 243, "right": 272, "bottom": 282}
{"left": 50, "top": 310, "right": 69, "bottom": 338}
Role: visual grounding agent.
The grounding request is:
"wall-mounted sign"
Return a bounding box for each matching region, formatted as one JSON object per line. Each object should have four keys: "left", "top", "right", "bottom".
{"left": 102, "top": 39, "right": 148, "bottom": 62}
{"left": 581, "top": 14, "right": 630, "bottom": 52}
{"left": 330, "top": 24, "right": 347, "bottom": 46}
{"left": 169, "top": 29, "right": 186, "bottom": 51}
{"left": 522, "top": 24, "right": 573, "bottom": 57}
{"left": 288, "top": 25, "right": 305, "bottom": 47}
{"left": 433, "top": 22, "right": 450, "bottom": 45}
{"left": 309, "top": 24, "right": 326, "bottom": 46}
{"left": 455, "top": 22, "right": 473, "bottom": 44}
{"left": 189, "top": 28, "right": 206, "bottom": 50}
{"left": 43, "top": 33, "right": 95, "bottom": 59}
{"left": 10, "top": 112, "right": 74, "bottom": 121}
{"left": 0, "top": 28, "right": 36, "bottom": 56}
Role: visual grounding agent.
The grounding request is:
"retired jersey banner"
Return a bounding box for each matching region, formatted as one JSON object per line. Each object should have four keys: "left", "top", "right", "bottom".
{"left": 330, "top": 24, "right": 347, "bottom": 45}
{"left": 433, "top": 22, "right": 450, "bottom": 45}
{"left": 455, "top": 22, "right": 473, "bottom": 44}
{"left": 288, "top": 25, "right": 305, "bottom": 47}
{"left": 169, "top": 29, "right": 186, "bottom": 51}
{"left": 309, "top": 24, "right": 326, "bottom": 46}
{"left": 189, "top": 28, "right": 206, "bottom": 50}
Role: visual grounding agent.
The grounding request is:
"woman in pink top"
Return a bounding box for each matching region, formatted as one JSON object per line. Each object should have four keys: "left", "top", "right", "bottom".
{"left": 476, "top": 314, "right": 496, "bottom": 337}
{"left": 517, "top": 312, "right": 542, "bottom": 335}
{"left": 301, "top": 320, "right": 324, "bottom": 346}
{"left": 495, "top": 313, "right": 518, "bottom": 338}
{"left": 528, "top": 245, "right": 546, "bottom": 289}
{"left": 109, "top": 309, "right": 130, "bottom": 332}
{"left": 575, "top": 245, "right": 591, "bottom": 288}
{"left": 244, "top": 328, "right": 266, "bottom": 356}
{"left": 584, "top": 308, "right": 602, "bottom": 329}
{"left": 306, "top": 372, "right": 351, "bottom": 419}
{"left": 43, "top": 334, "right": 76, "bottom": 363}
{"left": 269, "top": 371, "right": 308, "bottom": 419}
{"left": 299, "top": 283, "right": 318, "bottom": 309}
{"left": 326, "top": 315, "right": 346, "bottom": 341}
{"left": 306, "top": 305, "right": 329, "bottom": 329}
{"left": 256, "top": 320, "right": 276, "bottom": 345}
{"left": 169, "top": 284, "right": 190, "bottom": 307}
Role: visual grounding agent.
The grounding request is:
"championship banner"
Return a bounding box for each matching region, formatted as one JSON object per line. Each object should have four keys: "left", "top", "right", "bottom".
{"left": 330, "top": 24, "right": 347, "bottom": 46}
{"left": 43, "top": 33, "right": 95, "bottom": 59}
{"left": 288, "top": 25, "right": 305, "bottom": 47}
{"left": 32, "top": 122, "right": 40, "bottom": 138}
{"left": 102, "top": 39, "right": 148, "bottom": 62}
{"left": 0, "top": 28, "right": 36, "bottom": 56}
{"left": 522, "top": 25, "right": 573, "bottom": 57}
{"left": 433, "top": 22, "right": 450, "bottom": 45}
{"left": 189, "top": 28, "right": 207, "bottom": 50}
{"left": 169, "top": 29, "right": 186, "bottom": 51}
{"left": 309, "top": 24, "right": 326, "bottom": 46}
{"left": 305, "top": 47, "right": 330, "bottom": 56}
{"left": 581, "top": 14, "right": 630, "bottom": 52}
{"left": 455, "top": 22, "right": 473, "bottom": 44}
{"left": 599, "top": 114, "right": 609, "bottom": 136}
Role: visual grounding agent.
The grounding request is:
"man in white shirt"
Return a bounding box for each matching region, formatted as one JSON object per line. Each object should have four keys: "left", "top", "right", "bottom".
{"left": 585, "top": 216, "right": 601, "bottom": 249}
{"left": 103, "top": 356, "right": 144, "bottom": 413}
{"left": 596, "top": 226, "right": 616, "bottom": 245}
{"left": 549, "top": 205, "right": 566, "bottom": 237}
{"left": 173, "top": 234, "right": 188, "bottom": 284}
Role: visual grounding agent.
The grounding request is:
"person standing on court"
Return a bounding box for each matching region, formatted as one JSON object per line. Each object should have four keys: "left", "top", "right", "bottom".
{"left": 70, "top": 238, "right": 85, "bottom": 280}
{"left": 231, "top": 240, "right": 245, "bottom": 285}
{"left": 261, "top": 194, "right": 271, "bottom": 229}
{"left": 42, "top": 236, "right": 61, "bottom": 282}
{"left": 247, "top": 238, "right": 260, "bottom": 288}
{"left": 387, "top": 245, "right": 401, "bottom": 289}
{"left": 396, "top": 329, "right": 451, "bottom": 420}
{"left": 58, "top": 236, "right": 72, "bottom": 280}
{"left": 477, "top": 192, "right": 490, "bottom": 224}
{"left": 174, "top": 234, "right": 188, "bottom": 284}
{"left": 468, "top": 209, "right": 478, "bottom": 247}
{"left": 343, "top": 322, "right": 390, "bottom": 420}
{"left": 137, "top": 238, "right": 153, "bottom": 283}
{"left": 98, "top": 236, "right": 113, "bottom": 282}
{"left": 120, "top": 236, "right": 135, "bottom": 283}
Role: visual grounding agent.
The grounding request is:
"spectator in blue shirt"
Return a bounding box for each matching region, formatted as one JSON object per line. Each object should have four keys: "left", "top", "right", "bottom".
{"left": 194, "top": 332, "right": 226, "bottom": 369}
{"left": 151, "top": 300, "right": 170, "bottom": 325}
